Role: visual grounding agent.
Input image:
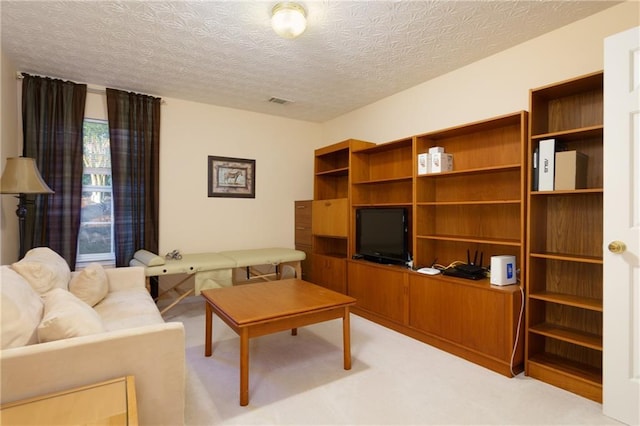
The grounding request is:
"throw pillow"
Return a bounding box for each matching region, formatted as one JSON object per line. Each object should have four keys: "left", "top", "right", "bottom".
{"left": 11, "top": 247, "right": 71, "bottom": 294}
{"left": 69, "top": 263, "right": 109, "bottom": 307}
{"left": 37, "top": 288, "right": 105, "bottom": 343}
{"left": 0, "top": 266, "right": 44, "bottom": 349}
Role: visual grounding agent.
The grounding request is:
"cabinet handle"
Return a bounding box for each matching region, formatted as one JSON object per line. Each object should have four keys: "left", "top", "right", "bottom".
{"left": 295, "top": 227, "right": 306, "bottom": 230}
{"left": 324, "top": 201, "right": 331, "bottom": 206}
{"left": 296, "top": 205, "right": 307, "bottom": 209}
{"left": 608, "top": 241, "right": 627, "bottom": 254}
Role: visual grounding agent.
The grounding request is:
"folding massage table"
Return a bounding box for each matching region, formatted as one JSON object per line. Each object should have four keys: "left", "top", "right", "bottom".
{"left": 129, "top": 248, "right": 306, "bottom": 314}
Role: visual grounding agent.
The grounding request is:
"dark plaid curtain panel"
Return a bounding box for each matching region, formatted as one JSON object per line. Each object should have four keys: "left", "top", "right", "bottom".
{"left": 106, "top": 88, "right": 160, "bottom": 267}
{"left": 22, "top": 74, "right": 86, "bottom": 267}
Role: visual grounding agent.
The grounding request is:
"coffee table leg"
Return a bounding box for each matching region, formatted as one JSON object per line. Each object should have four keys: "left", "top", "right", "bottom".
{"left": 240, "top": 328, "right": 249, "bottom": 406}
{"left": 343, "top": 307, "right": 351, "bottom": 370}
{"left": 205, "top": 303, "right": 213, "bottom": 357}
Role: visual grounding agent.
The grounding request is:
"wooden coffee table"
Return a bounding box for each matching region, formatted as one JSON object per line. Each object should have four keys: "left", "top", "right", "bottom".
{"left": 201, "top": 278, "right": 356, "bottom": 406}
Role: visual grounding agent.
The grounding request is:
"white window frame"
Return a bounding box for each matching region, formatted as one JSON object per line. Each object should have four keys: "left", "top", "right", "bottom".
{"left": 76, "top": 118, "right": 115, "bottom": 268}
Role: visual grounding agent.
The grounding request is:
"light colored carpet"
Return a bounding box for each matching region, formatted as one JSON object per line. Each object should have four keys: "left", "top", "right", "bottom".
{"left": 163, "top": 296, "right": 618, "bottom": 426}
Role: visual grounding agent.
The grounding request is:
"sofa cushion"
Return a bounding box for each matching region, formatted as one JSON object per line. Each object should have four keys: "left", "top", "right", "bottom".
{"left": 0, "top": 266, "right": 44, "bottom": 349}
{"left": 69, "top": 263, "right": 108, "bottom": 307}
{"left": 11, "top": 247, "right": 71, "bottom": 294}
{"left": 94, "top": 288, "right": 164, "bottom": 331}
{"left": 37, "top": 288, "right": 105, "bottom": 343}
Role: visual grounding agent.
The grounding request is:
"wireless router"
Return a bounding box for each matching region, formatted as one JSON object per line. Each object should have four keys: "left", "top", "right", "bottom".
{"left": 443, "top": 249, "right": 486, "bottom": 280}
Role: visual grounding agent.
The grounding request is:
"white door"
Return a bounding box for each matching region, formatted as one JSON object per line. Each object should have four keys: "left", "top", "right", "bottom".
{"left": 603, "top": 26, "right": 640, "bottom": 426}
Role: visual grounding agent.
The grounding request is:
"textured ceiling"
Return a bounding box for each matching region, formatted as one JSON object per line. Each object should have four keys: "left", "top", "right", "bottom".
{"left": 1, "top": 1, "right": 618, "bottom": 122}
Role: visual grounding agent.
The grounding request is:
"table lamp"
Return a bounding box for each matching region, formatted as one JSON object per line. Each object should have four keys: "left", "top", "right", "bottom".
{"left": 0, "top": 157, "right": 54, "bottom": 258}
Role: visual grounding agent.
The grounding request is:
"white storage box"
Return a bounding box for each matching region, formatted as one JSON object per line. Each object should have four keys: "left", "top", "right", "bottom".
{"left": 418, "top": 153, "right": 430, "bottom": 175}
{"left": 430, "top": 152, "right": 453, "bottom": 173}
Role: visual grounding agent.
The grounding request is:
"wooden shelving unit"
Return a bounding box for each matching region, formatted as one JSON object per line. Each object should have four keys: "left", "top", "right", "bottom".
{"left": 349, "top": 137, "right": 414, "bottom": 256}
{"left": 525, "top": 71, "right": 604, "bottom": 402}
{"left": 413, "top": 112, "right": 528, "bottom": 273}
{"left": 339, "top": 112, "right": 527, "bottom": 377}
{"left": 311, "top": 139, "right": 374, "bottom": 293}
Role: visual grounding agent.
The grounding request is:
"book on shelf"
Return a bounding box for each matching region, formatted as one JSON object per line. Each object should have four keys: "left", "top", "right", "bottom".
{"left": 538, "top": 139, "right": 555, "bottom": 191}
{"left": 532, "top": 147, "right": 539, "bottom": 191}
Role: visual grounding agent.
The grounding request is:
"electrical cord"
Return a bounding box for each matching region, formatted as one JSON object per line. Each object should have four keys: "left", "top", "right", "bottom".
{"left": 438, "top": 260, "right": 466, "bottom": 271}
{"left": 510, "top": 280, "right": 525, "bottom": 377}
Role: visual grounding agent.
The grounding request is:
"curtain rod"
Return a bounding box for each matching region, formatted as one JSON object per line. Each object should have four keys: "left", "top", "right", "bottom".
{"left": 16, "top": 72, "right": 166, "bottom": 104}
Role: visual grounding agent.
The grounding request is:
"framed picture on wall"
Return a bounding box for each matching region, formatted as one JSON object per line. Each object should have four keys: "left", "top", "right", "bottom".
{"left": 208, "top": 156, "right": 256, "bottom": 198}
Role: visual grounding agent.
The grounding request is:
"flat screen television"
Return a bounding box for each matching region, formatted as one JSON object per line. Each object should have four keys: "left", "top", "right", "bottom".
{"left": 355, "top": 207, "right": 409, "bottom": 266}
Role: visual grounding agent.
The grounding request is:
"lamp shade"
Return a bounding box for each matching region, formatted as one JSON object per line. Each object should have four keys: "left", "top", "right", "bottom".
{"left": 0, "top": 157, "right": 54, "bottom": 194}
{"left": 271, "top": 2, "right": 307, "bottom": 39}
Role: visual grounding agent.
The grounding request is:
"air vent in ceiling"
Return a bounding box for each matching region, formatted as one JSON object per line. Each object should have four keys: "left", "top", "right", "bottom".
{"left": 268, "top": 97, "right": 293, "bottom": 105}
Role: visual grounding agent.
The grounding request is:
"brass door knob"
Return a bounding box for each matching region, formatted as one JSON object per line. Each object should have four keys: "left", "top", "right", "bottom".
{"left": 608, "top": 241, "right": 627, "bottom": 254}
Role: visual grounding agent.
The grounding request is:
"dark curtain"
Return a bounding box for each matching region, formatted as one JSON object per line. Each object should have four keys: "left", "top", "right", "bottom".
{"left": 22, "top": 74, "right": 86, "bottom": 267}
{"left": 106, "top": 88, "right": 160, "bottom": 267}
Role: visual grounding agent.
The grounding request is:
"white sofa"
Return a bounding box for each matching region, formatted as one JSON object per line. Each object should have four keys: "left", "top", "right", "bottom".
{"left": 0, "top": 248, "right": 185, "bottom": 425}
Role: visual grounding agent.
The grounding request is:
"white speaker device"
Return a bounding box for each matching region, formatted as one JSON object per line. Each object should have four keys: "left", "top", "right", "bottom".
{"left": 490, "top": 255, "right": 517, "bottom": 286}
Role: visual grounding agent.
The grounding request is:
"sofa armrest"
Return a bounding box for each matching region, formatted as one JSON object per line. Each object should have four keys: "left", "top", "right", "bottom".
{"left": 104, "top": 266, "right": 146, "bottom": 292}
{"left": 0, "top": 322, "right": 185, "bottom": 426}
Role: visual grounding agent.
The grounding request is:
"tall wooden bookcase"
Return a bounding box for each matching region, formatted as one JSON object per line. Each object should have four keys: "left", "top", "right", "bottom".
{"left": 312, "top": 139, "right": 374, "bottom": 293}
{"left": 525, "top": 71, "right": 604, "bottom": 402}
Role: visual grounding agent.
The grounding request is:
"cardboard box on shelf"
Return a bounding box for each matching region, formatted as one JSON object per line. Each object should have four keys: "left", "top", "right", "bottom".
{"left": 555, "top": 150, "right": 588, "bottom": 190}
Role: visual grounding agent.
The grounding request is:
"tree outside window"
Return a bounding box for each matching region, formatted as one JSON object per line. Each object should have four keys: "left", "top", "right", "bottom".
{"left": 77, "top": 119, "right": 114, "bottom": 265}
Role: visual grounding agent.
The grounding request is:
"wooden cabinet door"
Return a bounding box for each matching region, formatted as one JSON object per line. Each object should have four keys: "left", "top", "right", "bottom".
{"left": 409, "top": 276, "right": 463, "bottom": 343}
{"left": 460, "top": 288, "right": 508, "bottom": 359}
{"left": 409, "top": 275, "right": 517, "bottom": 361}
{"left": 347, "top": 261, "right": 406, "bottom": 324}
{"left": 311, "top": 254, "right": 346, "bottom": 294}
{"left": 312, "top": 198, "right": 348, "bottom": 237}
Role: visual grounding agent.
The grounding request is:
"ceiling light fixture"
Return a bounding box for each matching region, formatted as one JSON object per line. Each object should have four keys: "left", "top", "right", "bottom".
{"left": 271, "top": 2, "right": 307, "bottom": 39}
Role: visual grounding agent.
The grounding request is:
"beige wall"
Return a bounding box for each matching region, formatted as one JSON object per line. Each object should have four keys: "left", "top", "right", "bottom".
{"left": 323, "top": 2, "right": 640, "bottom": 144}
{"left": 159, "top": 98, "right": 319, "bottom": 253}
{"left": 1, "top": 51, "right": 20, "bottom": 264}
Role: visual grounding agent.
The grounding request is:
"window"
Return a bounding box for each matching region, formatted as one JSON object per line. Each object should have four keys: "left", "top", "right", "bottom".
{"left": 77, "top": 119, "right": 114, "bottom": 266}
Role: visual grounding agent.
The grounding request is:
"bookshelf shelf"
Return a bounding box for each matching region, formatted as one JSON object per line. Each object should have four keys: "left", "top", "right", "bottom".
{"left": 315, "top": 167, "right": 349, "bottom": 177}
{"left": 417, "top": 163, "right": 521, "bottom": 177}
{"left": 529, "top": 291, "right": 602, "bottom": 312}
{"left": 529, "top": 251, "right": 603, "bottom": 264}
{"left": 351, "top": 175, "right": 413, "bottom": 184}
{"left": 416, "top": 234, "right": 521, "bottom": 247}
{"left": 531, "top": 125, "right": 603, "bottom": 141}
{"left": 531, "top": 188, "right": 603, "bottom": 195}
{"left": 417, "top": 200, "right": 520, "bottom": 206}
{"left": 529, "top": 323, "right": 602, "bottom": 351}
